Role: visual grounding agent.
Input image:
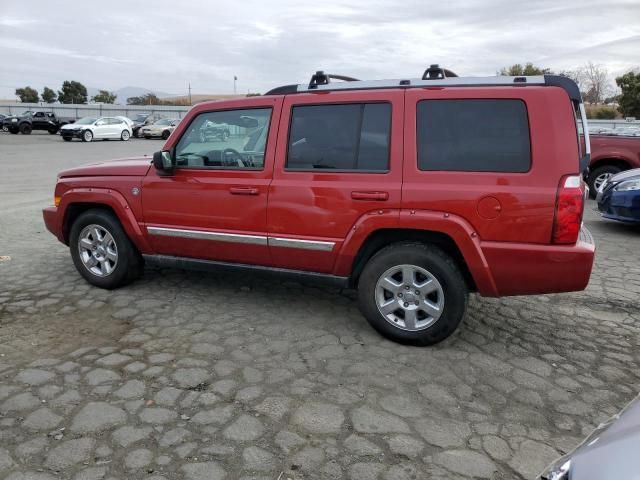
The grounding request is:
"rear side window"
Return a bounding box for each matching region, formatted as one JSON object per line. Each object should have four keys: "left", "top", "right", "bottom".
{"left": 287, "top": 103, "right": 391, "bottom": 171}
{"left": 417, "top": 99, "right": 531, "bottom": 172}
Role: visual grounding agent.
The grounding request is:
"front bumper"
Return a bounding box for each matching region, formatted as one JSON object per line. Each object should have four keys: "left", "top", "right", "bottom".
{"left": 480, "top": 226, "right": 596, "bottom": 296}
{"left": 60, "top": 129, "right": 84, "bottom": 139}
{"left": 597, "top": 189, "right": 640, "bottom": 223}
{"left": 43, "top": 206, "right": 65, "bottom": 244}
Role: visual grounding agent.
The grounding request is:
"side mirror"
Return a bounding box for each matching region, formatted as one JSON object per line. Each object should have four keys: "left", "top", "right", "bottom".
{"left": 153, "top": 151, "right": 174, "bottom": 175}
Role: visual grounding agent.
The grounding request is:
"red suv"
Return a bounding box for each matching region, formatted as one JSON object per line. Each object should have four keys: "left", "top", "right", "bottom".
{"left": 43, "top": 67, "right": 595, "bottom": 345}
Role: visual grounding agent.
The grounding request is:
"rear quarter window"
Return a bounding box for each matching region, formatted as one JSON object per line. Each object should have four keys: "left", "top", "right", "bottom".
{"left": 417, "top": 99, "right": 531, "bottom": 173}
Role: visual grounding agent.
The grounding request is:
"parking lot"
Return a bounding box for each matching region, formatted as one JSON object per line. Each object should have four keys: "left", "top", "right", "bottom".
{"left": 1, "top": 131, "right": 639, "bottom": 479}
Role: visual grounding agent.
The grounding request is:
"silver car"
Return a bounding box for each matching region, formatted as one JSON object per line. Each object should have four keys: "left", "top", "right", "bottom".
{"left": 540, "top": 394, "right": 640, "bottom": 479}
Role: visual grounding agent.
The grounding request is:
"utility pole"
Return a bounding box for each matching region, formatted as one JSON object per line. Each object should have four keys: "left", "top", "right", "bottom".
{"left": 188, "top": 82, "right": 192, "bottom": 105}
{"left": 234, "top": 76, "right": 237, "bottom": 95}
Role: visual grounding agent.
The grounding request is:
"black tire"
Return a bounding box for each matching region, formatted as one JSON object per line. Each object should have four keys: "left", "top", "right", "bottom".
{"left": 357, "top": 242, "right": 468, "bottom": 346}
{"left": 49, "top": 128, "right": 58, "bottom": 135}
{"left": 587, "top": 165, "right": 622, "bottom": 198}
{"left": 62, "top": 137, "right": 72, "bottom": 142}
{"left": 9, "top": 127, "right": 19, "bottom": 134}
{"left": 69, "top": 209, "right": 143, "bottom": 289}
{"left": 20, "top": 123, "right": 32, "bottom": 134}
{"left": 161, "top": 130, "right": 170, "bottom": 140}
{"left": 82, "top": 130, "right": 93, "bottom": 142}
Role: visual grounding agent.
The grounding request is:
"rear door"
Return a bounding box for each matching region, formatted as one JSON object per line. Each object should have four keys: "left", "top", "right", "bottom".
{"left": 267, "top": 90, "right": 403, "bottom": 273}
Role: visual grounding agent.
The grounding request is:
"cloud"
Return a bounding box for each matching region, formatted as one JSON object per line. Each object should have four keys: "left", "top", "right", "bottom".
{"left": 0, "top": 0, "right": 638, "bottom": 100}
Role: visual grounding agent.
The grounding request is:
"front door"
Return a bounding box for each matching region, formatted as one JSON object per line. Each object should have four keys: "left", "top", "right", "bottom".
{"left": 267, "top": 90, "right": 404, "bottom": 273}
{"left": 141, "top": 99, "right": 282, "bottom": 266}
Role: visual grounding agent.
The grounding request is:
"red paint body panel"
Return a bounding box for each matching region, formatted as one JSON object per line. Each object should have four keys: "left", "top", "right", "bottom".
{"left": 590, "top": 135, "right": 640, "bottom": 169}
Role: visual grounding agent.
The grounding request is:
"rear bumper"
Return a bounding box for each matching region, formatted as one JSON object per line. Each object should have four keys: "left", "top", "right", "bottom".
{"left": 479, "top": 226, "right": 596, "bottom": 296}
{"left": 43, "top": 206, "right": 65, "bottom": 244}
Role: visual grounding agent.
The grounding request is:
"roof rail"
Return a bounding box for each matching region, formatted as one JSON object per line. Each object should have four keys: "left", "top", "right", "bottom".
{"left": 264, "top": 71, "right": 582, "bottom": 103}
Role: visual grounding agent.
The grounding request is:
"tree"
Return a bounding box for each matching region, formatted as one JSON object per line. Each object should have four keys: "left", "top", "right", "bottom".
{"left": 579, "top": 62, "right": 611, "bottom": 104}
{"left": 499, "top": 63, "right": 550, "bottom": 76}
{"left": 15, "top": 86, "right": 39, "bottom": 103}
{"left": 41, "top": 87, "right": 57, "bottom": 103}
{"left": 127, "top": 93, "right": 161, "bottom": 105}
{"left": 58, "top": 80, "right": 88, "bottom": 104}
{"left": 92, "top": 90, "right": 117, "bottom": 104}
{"left": 616, "top": 70, "right": 640, "bottom": 118}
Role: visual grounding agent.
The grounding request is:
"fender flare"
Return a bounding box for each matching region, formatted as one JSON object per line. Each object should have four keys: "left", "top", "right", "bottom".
{"left": 335, "top": 209, "right": 499, "bottom": 296}
{"left": 59, "top": 187, "right": 153, "bottom": 253}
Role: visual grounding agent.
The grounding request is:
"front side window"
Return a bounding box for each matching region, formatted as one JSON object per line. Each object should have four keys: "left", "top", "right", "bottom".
{"left": 286, "top": 103, "right": 391, "bottom": 171}
{"left": 174, "top": 108, "right": 272, "bottom": 170}
{"left": 417, "top": 99, "right": 531, "bottom": 172}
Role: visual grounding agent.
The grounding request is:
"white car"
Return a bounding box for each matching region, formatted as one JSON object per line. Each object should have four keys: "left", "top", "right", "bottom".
{"left": 140, "top": 118, "right": 180, "bottom": 140}
{"left": 60, "top": 116, "right": 132, "bottom": 142}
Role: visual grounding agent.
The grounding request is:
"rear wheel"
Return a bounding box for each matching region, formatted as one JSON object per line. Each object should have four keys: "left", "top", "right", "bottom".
{"left": 357, "top": 243, "right": 468, "bottom": 346}
{"left": 121, "top": 130, "right": 130, "bottom": 141}
{"left": 20, "top": 123, "right": 32, "bottom": 134}
{"left": 588, "top": 165, "right": 622, "bottom": 197}
{"left": 161, "top": 130, "right": 171, "bottom": 140}
{"left": 82, "top": 130, "right": 93, "bottom": 142}
{"left": 69, "top": 209, "right": 143, "bottom": 289}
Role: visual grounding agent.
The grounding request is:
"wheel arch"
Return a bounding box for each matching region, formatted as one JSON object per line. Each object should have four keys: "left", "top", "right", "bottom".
{"left": 590, "top": 157, "right": 631, "bottom": 172}
{"left": 62, "top": 203, "right": 119, "bottom": 244}
{"left": 349, "top": 229, "right": 477, "bottom": 292}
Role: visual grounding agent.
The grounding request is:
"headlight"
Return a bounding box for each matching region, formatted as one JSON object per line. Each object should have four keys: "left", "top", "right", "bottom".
{"left": 615, "top": 179, "right": 640, "bottom": 192}
{"left": 540, "top": 459, "right": 571, "bottom": 480}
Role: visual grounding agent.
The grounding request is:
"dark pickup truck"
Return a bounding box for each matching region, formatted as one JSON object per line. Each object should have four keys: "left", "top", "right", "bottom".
{"left": 587, "top": 134, "right": 640, "bottom": 195}
{"left": 2, "top": 110, "right": 75, "bottom": 135}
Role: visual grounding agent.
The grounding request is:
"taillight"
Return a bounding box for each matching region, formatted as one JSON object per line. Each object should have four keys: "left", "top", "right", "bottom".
{"left": 552, "top": 175, "right": 585, "bottom": 244}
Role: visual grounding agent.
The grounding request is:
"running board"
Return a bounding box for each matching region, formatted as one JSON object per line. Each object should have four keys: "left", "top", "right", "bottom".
{"left": 143, "top": 255, "right": 350, "bottom": 288}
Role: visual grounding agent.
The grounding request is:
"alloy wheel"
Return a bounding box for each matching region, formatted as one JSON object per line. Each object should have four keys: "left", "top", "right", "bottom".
{"left": 77, "top": 224, "right": 118, "bottom": 277}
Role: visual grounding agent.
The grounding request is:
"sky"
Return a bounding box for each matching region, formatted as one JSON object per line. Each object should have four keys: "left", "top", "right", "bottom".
{"left": 0, "top": 0, "right": 638, "bottom": 101}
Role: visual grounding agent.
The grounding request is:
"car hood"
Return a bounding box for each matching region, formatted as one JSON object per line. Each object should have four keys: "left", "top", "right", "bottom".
{"left": 61, "top": 123, "right": 83, "bottom": 130}
{"left": 609, "top": 168, "right": 640, "bottom": 183}
{"left": 58, "top": 157, "right": 153, "bottom": 178}
{"left": 559, "top": 393, "right": 640, "bottom": 479}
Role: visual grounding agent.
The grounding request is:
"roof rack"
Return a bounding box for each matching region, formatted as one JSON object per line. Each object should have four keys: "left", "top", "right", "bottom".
{"left": 264, "top": 66, "right": 582, "bottom": 102}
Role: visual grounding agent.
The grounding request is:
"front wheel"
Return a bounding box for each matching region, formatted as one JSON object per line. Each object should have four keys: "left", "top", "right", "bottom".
{"left": 49, "top": 128, "right": 58, "bottom": 135}
{"left": 62, "top": 137, "right": 72, "bottom": 142}
{"left": 588, "top": 165, "right": 622, "bottom": 197}
{"left": 9, "top": 127, "right": 18, "bottom": 134}
{"left": 82, "top": 130, "right": 93, "bottom": 142}
{"left": 69, "top": 210, "right": 143, "bottom": 289}
{"left": 121, "top": 130, "right": 130, "bottom": 141}
{"left": 357, "top": 243, "right": 468, "bottom": 346}
{"left": 161, "top": 130, "right": 171, "bottom": 140}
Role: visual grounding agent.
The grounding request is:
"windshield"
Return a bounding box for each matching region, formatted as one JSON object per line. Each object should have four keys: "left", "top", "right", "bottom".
{"left": 21, "top": 111, "right": 34, "bottom": 116}
{"left": 154, "top": 119, "right": 171, "bottom": 126}
{"left": 75, "top": 117, "right": 97, "bottom": 125}
{"left": 132, "top": 114, "right": 149, "bottom": 122}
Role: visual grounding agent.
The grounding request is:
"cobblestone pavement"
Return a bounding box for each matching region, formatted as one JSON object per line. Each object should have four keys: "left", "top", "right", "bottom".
{"left": 1, "top": 133, "right": 640, "bottom": 480}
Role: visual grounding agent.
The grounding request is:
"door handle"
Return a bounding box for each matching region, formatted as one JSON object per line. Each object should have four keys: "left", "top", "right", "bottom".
{"left": 351, "top": 191, "right": 389, "bottom": 201}
{"left": 229, "top": 186, "right": 259, "bottom": 195}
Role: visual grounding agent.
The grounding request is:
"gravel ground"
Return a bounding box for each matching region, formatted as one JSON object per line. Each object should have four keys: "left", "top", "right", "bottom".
{"left": 1, "top": 132, "right": 639, "bottom": 480}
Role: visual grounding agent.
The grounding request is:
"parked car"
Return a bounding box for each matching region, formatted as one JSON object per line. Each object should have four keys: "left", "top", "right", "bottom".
{"left": 540, "top": 393, "right": 640, "bottom": 479}
{"left": 199, "top": 121, "right": 231, "bottom": 142}
{"left": 0, "top": 114, "right": 7, "bottom": 132}
{"left": 42, "top": 67, "right": 595, "bottom": 345}
{"left": 586, "top": 134, "right": 640, "bottom": 196}
{"left": 596, "top": 168, "right": 640, "bottom": 223}
{"left": 59, "top": 116, "right": 132, "bottom": 142}
{"left": 2, "top": 110, "right": 74, "bottom": 135}
{"left": 130, "top": 113, "right": 160, "bottom": 138}
{"left": 140, "top": 118, "right": 180, "bottom": 140}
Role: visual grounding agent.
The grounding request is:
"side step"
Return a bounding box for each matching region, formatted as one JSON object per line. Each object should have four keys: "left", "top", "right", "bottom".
{"left": 143, "top": 255, "right": 350, "bottom": 288}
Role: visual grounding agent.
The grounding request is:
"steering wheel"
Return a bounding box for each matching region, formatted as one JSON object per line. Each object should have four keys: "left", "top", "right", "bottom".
{"left": 221, "top": 148, "right": 251, "bottom": 167}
